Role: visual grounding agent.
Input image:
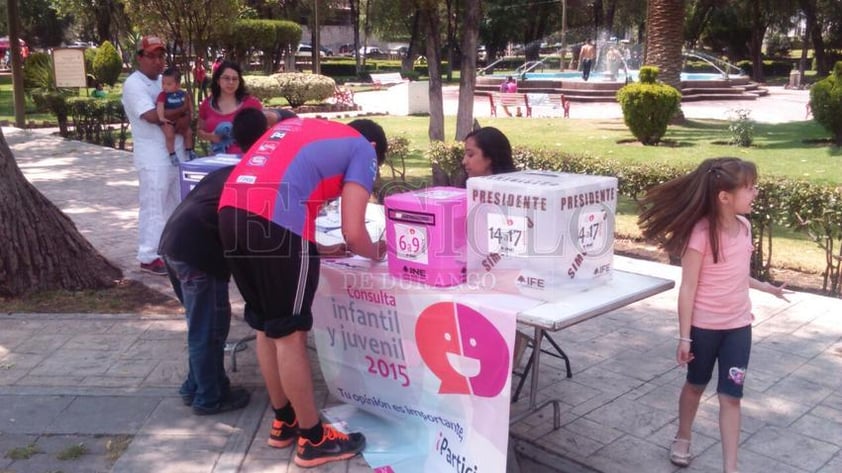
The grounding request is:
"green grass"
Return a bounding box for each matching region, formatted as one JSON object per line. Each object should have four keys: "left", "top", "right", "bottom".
{"left": 4, "top": 443, "right": 42, "bottom": 460}
{"left": 347, "top": 113, "right": 842, "bottom": 185}
{"left": 56, "top": 443, "right": 88, "bottom": 460}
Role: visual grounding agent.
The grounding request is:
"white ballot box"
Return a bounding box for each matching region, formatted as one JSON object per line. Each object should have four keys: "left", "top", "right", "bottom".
{"left": 466, "top": 170, "right": 618, "bottom": 300}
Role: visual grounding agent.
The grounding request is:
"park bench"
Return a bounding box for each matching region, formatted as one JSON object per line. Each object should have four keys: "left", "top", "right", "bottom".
{"left": 370, "top": 72, "right": 406, "bottom": 89}
{"left": 526, "top": 93, "right": 571, "bottom": 118}
{"left": 489, "top": 92, "right": 532, "bottom": 117}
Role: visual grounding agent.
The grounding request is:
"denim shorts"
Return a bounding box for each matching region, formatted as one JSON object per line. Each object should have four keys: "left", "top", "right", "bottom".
{"left": 686, "top": 324, "right": 752, "bottom": 398}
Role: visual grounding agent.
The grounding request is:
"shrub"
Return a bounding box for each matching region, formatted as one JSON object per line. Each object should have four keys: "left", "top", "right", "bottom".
{"left": 66, "top": 97, "right": 128, "bottom": 149}
{"left": 244, "top": 75, "right": 281, "bottom": 103}
{"left": 727, "top": 108, "right": 755, "bottom": 147}
{"left": 809, "top": 61, "right": 842, "bottom": 145}
{"left": 84, "top": 48, "right": 97, "bottom": 78}
{"left": 616, "top": 66, "right": 682, "bottom": 145}
{"left": 23, "top": 52, "right": 55, "bottom": 94}
{"left": 271, "top": 73, "right": 335, "bottom": 107}
{"left": 32, "top": 92, "right": 71, "bottom": 135}
{"left": 427, "top": 140, "right": 465, "bottom": 187}
{"left": 92, "top": 41, "right": 122, "bottom": 86}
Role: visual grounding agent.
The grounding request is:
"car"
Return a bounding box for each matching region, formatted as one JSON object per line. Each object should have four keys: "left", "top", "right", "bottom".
{"left": 294, "top": 44, "right": 326, "bottom": 59}
{"left": 319, "top": 45, "right": 334, "bottom": 56}
{"left": 358, "top": 46, "right": 386, "bottom": 58}
{"left": 338, "top": 43, "right": 354, "bottom": 55}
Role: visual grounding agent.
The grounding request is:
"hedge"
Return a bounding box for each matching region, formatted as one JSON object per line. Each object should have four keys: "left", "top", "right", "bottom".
{"left": 423, "top": 142, "right": 842, "bottom": 296}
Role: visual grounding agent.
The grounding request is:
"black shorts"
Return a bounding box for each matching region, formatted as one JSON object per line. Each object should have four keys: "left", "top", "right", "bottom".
{"left": 218, "top": 207, "right": 320, "bottom": 338}
{"left": 686, "top": 325, "right": 752, "bottom": 398}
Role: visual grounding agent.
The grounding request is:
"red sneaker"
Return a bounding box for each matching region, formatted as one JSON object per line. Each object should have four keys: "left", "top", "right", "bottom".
{"left": 140, "top": 258, "right": 167, "bottom": 276}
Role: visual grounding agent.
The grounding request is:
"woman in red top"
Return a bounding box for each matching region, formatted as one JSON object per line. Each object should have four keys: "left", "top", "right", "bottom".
{"left": 196, "top": 60, "right": 262, "bottom": 155}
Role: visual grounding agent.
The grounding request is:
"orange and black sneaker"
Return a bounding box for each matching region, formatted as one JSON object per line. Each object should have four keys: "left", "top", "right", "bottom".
{"left": 293, "top": 424, "right": 366, "bottom": 468}
{"left": 267, "top": 418, "right": 298, "bottom": 448}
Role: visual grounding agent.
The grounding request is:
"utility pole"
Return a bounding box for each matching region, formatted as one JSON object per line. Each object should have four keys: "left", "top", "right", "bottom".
{"left": 7, "top": 0, "right": 25, "bottom": 127}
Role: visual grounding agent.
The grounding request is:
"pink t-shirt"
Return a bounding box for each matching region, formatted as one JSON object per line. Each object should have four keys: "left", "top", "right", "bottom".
{"left": 686, "top": 216, "right": 754, "bottom": 330}
{"left": 198, "top": 95, "right": 262, "bottom": 155}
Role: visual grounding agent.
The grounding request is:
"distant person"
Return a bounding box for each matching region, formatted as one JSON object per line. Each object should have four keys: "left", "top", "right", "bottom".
{"left": 461, "top": 126, "right": 516, "bottom": 179}
{"left": 211, "top": 55, "right": 224, "bottom": 75}
{"left": 160, "top": 107, "right": 297, "bottom": 416}
{"left": 91, "top": 82, "right": 107, "bottom": 98}
{"left": 637, "top": 157, "right": 791, "bottom": 473}
{"left": 580, "top": 39, "right": 596, "bottom": 81}
{"left": 197, "top": 60, "right": 262, "bottom": 155}
{"left": 606, "top": 48, "right": 622, "bottom": 81}
{"left": 156, "top": 67, "right": 197, "bottom": 164}
{"left": 193, "top": 56, "right": 208, "bottom": 102}
{"left": 121, "top": 35, "right": 182, "bottom": 276}
{"left": 499, "top": 76, "right": 517, "bottom": 93}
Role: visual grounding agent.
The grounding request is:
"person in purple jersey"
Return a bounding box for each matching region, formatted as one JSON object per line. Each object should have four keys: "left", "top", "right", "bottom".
{"left": 218, "top": 118, "right": 388, "bottom": 468}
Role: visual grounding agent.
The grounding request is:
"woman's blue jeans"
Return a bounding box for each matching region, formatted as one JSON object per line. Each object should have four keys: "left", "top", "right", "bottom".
{"left": 165, "top": 258, "right": 231, "bottom": 409}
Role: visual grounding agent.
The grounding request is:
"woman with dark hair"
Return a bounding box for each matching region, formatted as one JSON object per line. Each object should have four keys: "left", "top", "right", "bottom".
{"left": 461, "top": 126, "right": 517, "bottom": 178}
{"left": 196, "top": 60, "right": 262, "bottom": 155}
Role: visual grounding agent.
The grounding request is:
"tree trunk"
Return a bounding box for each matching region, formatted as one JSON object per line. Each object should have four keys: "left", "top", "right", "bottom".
{"left": 643, "top": 0, "right": 685, "bottom": 92}
{"left": 749, "top": 1, "right": 765, "bottom": 83}
{"left": 455, "top": 0, "right": 480, "bottom": 141}
{"left": 800, "top": 0, "right": 827, "bottom": 76}
{"left": 644, "top": 0, "right": 685, "bottom": 122}
{"left": 0, "top": 130, "right": 122, "bottom": 297}
{"left": 402, "top": 10, "right": 421, "bottom": 73}
{"left": 424, "top": 6, "right": 444, "bottom": 142}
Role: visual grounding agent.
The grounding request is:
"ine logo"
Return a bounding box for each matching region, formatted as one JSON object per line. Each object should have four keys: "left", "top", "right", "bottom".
{"left": 415, "top": 302, "right": 509, "bottom": 397}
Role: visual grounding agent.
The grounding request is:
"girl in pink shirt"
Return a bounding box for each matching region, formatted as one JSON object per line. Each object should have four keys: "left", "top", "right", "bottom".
{"left": 638, "top": 157, "right": 791, "bottom": 473}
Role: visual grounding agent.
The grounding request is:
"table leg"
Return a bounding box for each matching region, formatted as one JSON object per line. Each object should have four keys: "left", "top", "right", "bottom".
{"left": 509, "top": 327, "right": 561, "bottom": 429}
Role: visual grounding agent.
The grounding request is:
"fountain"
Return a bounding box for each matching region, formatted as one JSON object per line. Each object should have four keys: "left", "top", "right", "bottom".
{"left": 475, "top": 39, "right": 765, "bottom": 102}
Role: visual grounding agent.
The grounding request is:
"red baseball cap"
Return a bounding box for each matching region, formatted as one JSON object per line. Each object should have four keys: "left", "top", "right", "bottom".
{"left": 138, "top": 36, "right": 166, "bottom": 55}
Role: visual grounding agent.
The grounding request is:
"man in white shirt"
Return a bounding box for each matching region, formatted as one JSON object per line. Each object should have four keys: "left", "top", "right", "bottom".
{"left": 121, "top": 35, "right": 184, "bottom": 275}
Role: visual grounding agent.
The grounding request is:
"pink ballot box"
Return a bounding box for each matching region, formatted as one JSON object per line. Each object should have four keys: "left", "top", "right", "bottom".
{"left": 179, "top": 154, "right": 241, "bottom": 199}
{"left": 384, "top": 187, "right": 467, "bottom": 286}
{"left": 467, "top": 171, "right": 618, "bottom": 300}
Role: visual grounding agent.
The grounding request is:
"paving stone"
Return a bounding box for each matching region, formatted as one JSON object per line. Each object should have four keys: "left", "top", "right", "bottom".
{"left": 47, "top": 396, "right": 160, "bottom": 435}
{"left": 104, "top": 358, "right": 156, "bottom": 378}
{"left": 791, "top": 409, "right": 842, "bottom": 447}
{"left": 583, "top": 396, "right": 674, "bottom": 437}
{"left": 817, "top": 452, "right": 842, "bottom": 473}
{"left": 120, "top": 338, "right": 185, "bottom": 360}
{"left": 29, "top": 350, "right": 118, "bottom": 377}
{"left": 0, "top": 395, "right": 73, "bottom": 434}
{"left": 63, "top": 333, "right": 139, "bottom": 352}
{"left": 110, "top": 434, "right": 229, "bottom": 473}
{"left": 743, "top": 425, "right": 839, "bottom": 471}
{"left": 584, "top": 435, "right": 676, "bottom": 473}
{"left": 141, "top": 395, "right": 248, "bottom": 436}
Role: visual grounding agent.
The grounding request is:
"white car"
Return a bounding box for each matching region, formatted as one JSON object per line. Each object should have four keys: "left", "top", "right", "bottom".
{"left": 295, "top": 44, "right": 326, "bottom": 59}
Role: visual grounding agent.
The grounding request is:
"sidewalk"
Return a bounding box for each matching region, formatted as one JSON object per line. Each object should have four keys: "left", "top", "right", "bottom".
{"left": 2, "top": 90, "right": 840, "bottom": 473}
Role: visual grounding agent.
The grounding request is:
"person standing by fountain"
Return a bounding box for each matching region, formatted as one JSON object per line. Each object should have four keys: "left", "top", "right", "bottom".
{"left": 580, "top": 39, "right": 596, "bottom": 81}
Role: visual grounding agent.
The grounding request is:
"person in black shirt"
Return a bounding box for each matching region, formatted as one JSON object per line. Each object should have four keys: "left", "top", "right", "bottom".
{"left": 159, "top": 108, "right": 295, "bottom": 415}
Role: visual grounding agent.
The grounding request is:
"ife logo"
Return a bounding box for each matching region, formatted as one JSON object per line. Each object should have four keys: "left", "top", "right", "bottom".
{"left": 415, "top": 302, "right": 509, "bottom": 397}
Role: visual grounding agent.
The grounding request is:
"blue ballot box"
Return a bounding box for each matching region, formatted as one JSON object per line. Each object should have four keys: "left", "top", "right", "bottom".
{"left": 179, "top": 154, "right": 241, "bottom": 199}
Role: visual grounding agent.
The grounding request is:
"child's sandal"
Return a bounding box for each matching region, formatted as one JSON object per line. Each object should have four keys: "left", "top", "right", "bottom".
{"left": 669, "top": 437, "right": 692, "bottom": 467}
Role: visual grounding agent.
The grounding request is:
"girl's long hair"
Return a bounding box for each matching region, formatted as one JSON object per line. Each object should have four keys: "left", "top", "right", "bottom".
{"left": 637, "top": 157, "right": 757, "bottom": 263}
{"left": 209, "top": 60, "right": 248, "bottom": 105}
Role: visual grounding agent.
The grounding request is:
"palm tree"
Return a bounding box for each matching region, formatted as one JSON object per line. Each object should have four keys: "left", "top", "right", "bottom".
{"left": 643, "top": 0, "right": 685, "bottom": 91}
